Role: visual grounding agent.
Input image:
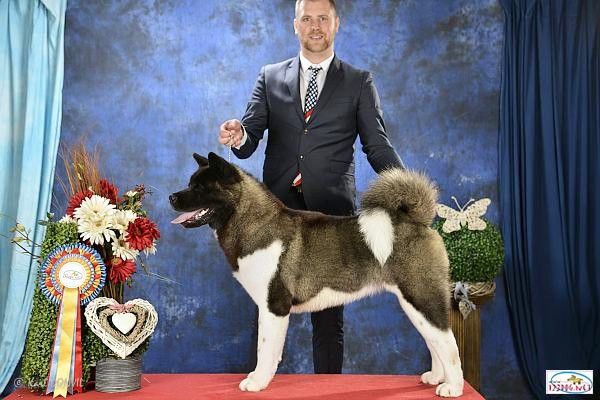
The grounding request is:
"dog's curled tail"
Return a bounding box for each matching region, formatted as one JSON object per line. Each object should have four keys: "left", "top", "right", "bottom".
{"left": 360, "top": 168, "right": 438, "bottom": 225}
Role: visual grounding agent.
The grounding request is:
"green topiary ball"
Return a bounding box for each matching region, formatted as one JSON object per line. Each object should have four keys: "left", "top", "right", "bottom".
{"left": 433, "top": 218, "right": 504, "bottom": 282}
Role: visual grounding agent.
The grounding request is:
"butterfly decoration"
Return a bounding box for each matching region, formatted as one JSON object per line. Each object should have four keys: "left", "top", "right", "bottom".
{"left": 436, "top": 196, "right": 491, "bottom": 233}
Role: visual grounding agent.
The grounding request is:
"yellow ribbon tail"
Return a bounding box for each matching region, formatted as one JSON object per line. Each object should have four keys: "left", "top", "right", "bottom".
{"left": 53, "top": 287, "right": 78, "bottom": 398}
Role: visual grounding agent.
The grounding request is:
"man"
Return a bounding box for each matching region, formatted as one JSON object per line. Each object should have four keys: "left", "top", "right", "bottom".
{"left": 218, "top": 0, "right": 404, "bottom": 374}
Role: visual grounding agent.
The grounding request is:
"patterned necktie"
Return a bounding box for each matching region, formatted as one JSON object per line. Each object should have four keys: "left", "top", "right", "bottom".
{"left": 292, "top": 66, "right": 323, "bottom": 189}
{"left": 304, "top": 66, "right": 322, "bottom": 122}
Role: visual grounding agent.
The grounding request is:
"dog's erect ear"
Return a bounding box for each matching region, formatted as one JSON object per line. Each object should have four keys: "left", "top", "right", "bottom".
{"left": 193, "top": 153, "right": 209, "bottom": 167}
{"left": 208, "top": 152, "right": 241, "bottom": 182}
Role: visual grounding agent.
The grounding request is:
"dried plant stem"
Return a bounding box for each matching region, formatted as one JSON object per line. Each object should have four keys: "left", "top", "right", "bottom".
{"left": 101, "top": 282, "right": 123, "bottom": 304}
{"left": 59, "top": 141, "right": 102, "bottom": 198}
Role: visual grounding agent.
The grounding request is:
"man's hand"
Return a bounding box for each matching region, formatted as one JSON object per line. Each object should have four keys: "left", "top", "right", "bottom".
{"left": 219, "top": 119, "right": 243, "bottom": 148}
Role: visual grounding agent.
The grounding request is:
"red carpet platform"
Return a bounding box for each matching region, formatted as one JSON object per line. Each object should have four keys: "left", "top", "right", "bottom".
{"left": 8, "top": 374, "right": 484, "bottom": 400}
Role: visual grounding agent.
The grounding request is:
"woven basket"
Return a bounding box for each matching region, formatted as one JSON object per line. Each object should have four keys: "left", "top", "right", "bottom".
{"left": 453, "top": 281, "right": 495, "bottom": 297}
{"left": 450, "top": 281, "right": 495, "bottom": 299}
{"left": 95, "top": 355, "right": 142, "bottom": 392}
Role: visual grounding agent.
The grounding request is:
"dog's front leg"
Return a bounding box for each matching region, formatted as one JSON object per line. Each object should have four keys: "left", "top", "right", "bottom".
{"left": 239, "top": 308, "right": 290, "bottom": 392}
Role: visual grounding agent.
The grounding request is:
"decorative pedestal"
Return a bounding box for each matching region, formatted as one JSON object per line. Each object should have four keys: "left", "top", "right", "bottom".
{"left": 449, "top": 292, "right": 493, "bottom": 392}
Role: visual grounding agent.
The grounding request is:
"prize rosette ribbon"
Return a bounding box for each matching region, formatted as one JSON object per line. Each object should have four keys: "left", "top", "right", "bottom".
{"left": 40, "top": 244, "right": 106, "bottom": 398}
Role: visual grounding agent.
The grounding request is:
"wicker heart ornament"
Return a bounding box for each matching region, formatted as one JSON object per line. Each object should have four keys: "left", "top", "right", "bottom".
{"left": 85, "top": 297, "right": 158, "bottom": 358}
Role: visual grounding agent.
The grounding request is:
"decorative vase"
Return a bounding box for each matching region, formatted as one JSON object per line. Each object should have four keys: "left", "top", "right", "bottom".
{"left": 95, "top": 355, "right": 142, "bottom": 392}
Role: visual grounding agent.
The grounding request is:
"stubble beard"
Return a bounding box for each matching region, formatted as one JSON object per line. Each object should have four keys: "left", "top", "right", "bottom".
{"left": 301, "top": 36, "right": 331, "bottom": 55}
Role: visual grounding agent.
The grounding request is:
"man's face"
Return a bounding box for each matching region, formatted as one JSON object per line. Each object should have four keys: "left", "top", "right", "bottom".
{"left": 294, "top": 0, "right": 339, "bottom": 57}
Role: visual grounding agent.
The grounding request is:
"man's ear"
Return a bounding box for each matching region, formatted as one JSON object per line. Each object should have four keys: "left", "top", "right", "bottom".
{"left": 193, "top": 153, "right": 209, "bottom": 167}
{"left": 208, "top": 152, "right": 241, "bottom": 183}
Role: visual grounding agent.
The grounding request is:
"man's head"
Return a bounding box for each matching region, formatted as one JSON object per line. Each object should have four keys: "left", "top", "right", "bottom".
{"left": 294, "top": 0, "right": 339, "bottom": 62}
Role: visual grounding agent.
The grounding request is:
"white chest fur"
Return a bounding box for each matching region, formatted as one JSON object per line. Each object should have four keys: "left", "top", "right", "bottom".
{"left": 233, "top": 240, "right": 283, "bottom": 308}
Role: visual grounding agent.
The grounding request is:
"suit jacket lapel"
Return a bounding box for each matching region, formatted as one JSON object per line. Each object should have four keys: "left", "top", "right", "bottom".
{"left": 285, "top": 56, "right": 305, "bottom": 124}
{"left": 309, "top": 56, "right": 342, "bottom": 125}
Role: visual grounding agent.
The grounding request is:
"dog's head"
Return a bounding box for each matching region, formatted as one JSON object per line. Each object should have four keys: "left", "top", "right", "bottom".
{"left": 169, "top": 152, "right": 242, "bottom": 229}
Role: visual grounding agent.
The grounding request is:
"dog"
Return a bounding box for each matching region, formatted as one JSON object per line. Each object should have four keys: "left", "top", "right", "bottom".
{"left": 170, "top": 152, "right": 464, "bottom": 397}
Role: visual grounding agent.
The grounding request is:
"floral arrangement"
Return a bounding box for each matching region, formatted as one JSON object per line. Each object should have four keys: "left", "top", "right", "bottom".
{"left": 61, "top": 182, "right": 159, "bottom": 299}
{"left": 15, "top": 143, "right": 159, "bottom": 391}
{"left": 56, "top": 143, "right": 160, "bottom": 301}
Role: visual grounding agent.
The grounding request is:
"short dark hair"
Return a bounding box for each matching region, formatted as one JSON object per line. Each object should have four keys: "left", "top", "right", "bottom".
{"left": 295, "top": 0, "right": 337, "bottom": 17}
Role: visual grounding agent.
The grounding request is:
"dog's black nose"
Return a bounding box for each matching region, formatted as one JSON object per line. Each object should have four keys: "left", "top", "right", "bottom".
{"left": 169, "top": 194, "right": 177, "bottom": 204}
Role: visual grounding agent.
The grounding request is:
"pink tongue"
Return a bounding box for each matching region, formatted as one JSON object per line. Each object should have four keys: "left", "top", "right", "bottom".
{"left": 171, "top": 210, "right": 200, "bottom": 224}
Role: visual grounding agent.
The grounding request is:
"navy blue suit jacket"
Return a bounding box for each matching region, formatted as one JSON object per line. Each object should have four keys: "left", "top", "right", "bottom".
{"left": 233, "top": 55, "right": 404, "bottom": 215}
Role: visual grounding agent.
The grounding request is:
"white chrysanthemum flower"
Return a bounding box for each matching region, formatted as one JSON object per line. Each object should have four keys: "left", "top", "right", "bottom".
{"left": 74, "top": 195, "right": 116, "bottom": 245}
{"left": 111, "top": 209, "right": 137, "bottom": 232}
{"left": 144, "top": 241, "right": 157, "bottom": 256}
{"left": 59, "top": 215, "right": 76, "bottom": 224}
{"left": 112, "top": 235, "right": 139, "bottom": 260}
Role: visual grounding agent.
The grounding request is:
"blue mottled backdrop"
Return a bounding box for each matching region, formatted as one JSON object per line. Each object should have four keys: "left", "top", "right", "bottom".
{"left": 53, "top": 1, "right": 531, "bottom": 399}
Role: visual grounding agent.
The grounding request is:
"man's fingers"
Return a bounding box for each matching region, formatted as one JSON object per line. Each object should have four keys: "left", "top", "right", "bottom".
{"left": 219, "top": 128, "right": 232, "bottom": 138}
{"left": 219, "top": 119, "right": 241, "bottom": 147}
{"left": 218, "top": 130, "right": 240, "bottom": 146}
{"left": 225, "top": 119, "right": 241, "bottom": 132}
{"left": 223, "top": 129, "right": 239, "bottom": 139}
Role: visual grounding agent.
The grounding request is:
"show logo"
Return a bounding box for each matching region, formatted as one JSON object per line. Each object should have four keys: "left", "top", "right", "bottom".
{"left": 546, "top": 370, "right": 593, "bottom": 395}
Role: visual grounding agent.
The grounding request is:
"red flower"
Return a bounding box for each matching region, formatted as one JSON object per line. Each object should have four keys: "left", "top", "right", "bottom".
{"left": 108, "top": 257, "right": 137, "bottom": 283}
{"left": 66, "top": 190, "right": 93, "bottom": 216}
{"left": 99, "top": 179, "right": 120, "bottom": 204}
{"left": 126, "top": 217, "right": 160, "bottom": 250}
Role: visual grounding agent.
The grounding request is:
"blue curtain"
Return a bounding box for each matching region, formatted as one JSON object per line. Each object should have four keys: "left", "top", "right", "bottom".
{"left": 0, "top": 0, "right": 66, "bottom": 392}
{"left": 499, "top": 0, "right": 599, "bottom": 398}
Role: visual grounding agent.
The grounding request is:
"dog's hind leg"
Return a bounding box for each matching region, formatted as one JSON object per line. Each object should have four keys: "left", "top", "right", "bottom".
{"left": 386, "top": 286, "right": 463, "bottom": 398}
{"left": 421, "top": 340, "right": 445, "bottom": 385}
{"left": 239, "top": 308, "right": 290, "bottom": 392}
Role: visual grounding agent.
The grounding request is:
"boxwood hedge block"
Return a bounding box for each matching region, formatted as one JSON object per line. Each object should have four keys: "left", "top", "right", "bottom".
{"left": 21, "top": 221, "right": 78, "bottom": 390}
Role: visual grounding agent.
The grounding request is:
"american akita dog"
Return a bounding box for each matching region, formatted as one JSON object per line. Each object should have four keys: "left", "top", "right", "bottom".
{"left": 170, "top": 152, "right": 464, "bottom": 397}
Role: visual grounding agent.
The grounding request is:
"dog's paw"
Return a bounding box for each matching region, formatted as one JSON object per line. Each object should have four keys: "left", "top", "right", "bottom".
{"left": 421, "top": 370, "right": 444, "bottom": 385}
{"left": 238, "top": 372, "right": 271, "bottom": 392}
{"left": 435, "top": 382, "right": 463, "bottom": 397}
